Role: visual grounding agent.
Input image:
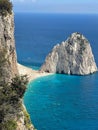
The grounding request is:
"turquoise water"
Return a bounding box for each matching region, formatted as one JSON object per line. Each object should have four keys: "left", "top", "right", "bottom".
{"left": 24, "top": 73, "right": 98, "bottom": 130}
{"left": 15, "top": 13, "right": 98, "bottom": 130}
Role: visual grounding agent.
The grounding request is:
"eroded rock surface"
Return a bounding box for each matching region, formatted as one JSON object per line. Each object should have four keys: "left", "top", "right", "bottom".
{"left": 0, "top": 13, "right": 34, "bottom": 130}
{"left": 41, "top": 32, "right": 97, "bottom": 75}
{"left": 0, "top": 13, "right": 18, "bottom": 82}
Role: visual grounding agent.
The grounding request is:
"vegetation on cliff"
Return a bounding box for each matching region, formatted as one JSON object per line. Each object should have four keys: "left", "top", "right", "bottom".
{"left": 0, "top": 0, "right": 12, "bottom": 16}
{"left": 0, "top": 49, "right": 33, "bottom": 130}
{"left": 0, "top": 1, "right": 34, "bottom": 128}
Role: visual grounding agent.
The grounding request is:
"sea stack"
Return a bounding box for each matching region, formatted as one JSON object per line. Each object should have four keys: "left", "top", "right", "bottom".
{"left": 40, "top": 32, "right": 97, "bottom": 75}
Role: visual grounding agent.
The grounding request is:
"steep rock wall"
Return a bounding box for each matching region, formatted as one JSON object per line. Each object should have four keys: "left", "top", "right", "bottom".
{"left": 0, "top": 13, "right": 34, "bottom": 130}
{"left": 0, "top": 12, "right": 18, "bottom": 82}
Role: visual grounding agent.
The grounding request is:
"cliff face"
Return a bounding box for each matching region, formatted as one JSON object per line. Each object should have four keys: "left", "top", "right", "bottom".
{"left": 0, "top": 13, "right": 34, "bottom": 130}
{"left": 41, "top": 32, "right": 97, "bottom": 75}
{"left": 0, "top": 12, "right": 18, "bottom": 82}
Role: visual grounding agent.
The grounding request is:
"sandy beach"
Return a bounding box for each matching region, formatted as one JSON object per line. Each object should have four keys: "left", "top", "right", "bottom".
{"left": 17, "top": 63, "right": 52, "bottom": 82}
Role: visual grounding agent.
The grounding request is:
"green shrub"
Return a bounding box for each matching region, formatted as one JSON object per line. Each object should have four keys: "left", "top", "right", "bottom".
{"left": 0, "top": 75, "right": 28, "bottom": 124}
{"left": 0, "top": 0, "right": 12, "bottom": 16}
{"left": 11, "top": 75, "right": 28, "bottom": 98}
{"left": 0, "top": 120, "right": 17, "bottom": 130}
{"left": 23, "top": 109, "right": 31, "bottom": 129}
{"left": 0, "top": 48, "right": 30, "bottom": 129}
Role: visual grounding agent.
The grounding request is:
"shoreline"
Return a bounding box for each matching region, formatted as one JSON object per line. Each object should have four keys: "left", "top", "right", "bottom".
{"left": 17, "top": 63, "right": 53, "bottom": 129}
{"left": 17, "top": 63, "right": 53, "bottom": 82}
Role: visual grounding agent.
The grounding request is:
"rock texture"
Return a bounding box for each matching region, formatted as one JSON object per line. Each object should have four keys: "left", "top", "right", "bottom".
{"left": 41, "top": 32, "right": 97, "bottom": 75}
{"left": 0, "top": 13, "right": 34, "bottom": 130}
{"left": 0, "top": 12, "right": 18, "bottom": 82}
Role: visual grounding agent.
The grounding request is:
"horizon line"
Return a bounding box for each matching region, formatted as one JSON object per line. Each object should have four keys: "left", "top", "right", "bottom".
{"left": 14, "top": 11, "right": 98, "bottom": 15}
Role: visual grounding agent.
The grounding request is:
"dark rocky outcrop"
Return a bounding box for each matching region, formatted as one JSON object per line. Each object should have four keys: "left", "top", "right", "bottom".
{"left": 40, "top": 32, "right": 97, "bottom": 75}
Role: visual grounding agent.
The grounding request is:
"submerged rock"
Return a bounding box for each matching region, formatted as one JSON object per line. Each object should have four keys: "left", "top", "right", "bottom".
{"left": 40, "top": 32, "right": 97, "bottom": 75}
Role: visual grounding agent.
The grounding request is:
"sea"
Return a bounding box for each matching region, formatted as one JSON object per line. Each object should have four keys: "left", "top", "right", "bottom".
{"left": 15, "top": 13, "right": 98, "bottom": 130}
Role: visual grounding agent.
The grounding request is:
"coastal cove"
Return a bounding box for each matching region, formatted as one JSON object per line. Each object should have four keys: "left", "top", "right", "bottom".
{"left": 23, "top": 72, "right": 98, "bottom": 130}
{"left": 15, "top": 13, "right": 98, "bottom": 130}
{"left": 18, "top": 63, "right": 98, "bottom": 130}
{"left": 0, "top": 0, "right": 98, "bottom": 129}
{"left": 19, "top": 61, "right": 98, "bottom": 130}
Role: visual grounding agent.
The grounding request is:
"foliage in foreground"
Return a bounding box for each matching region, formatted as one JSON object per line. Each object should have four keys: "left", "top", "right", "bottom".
{"left": 0, "top": 48, "right": 33, "bottom": 130}
{"left": 0, "top": 75, "right": 28, "bottom": 129}
{"left": 0, "top": 0, "right": 12, "bottom": 16}
{"left": 0, "top": 120, "right": 17, "bottom": 130}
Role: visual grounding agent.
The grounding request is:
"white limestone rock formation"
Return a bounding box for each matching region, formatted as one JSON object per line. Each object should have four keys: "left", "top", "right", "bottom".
{"left": 0, "top": 13, "right": 34, "bottom": 130}
{"left": 40, "top": 32, "right": 97, "bottom": 75}
{"left": 0, "top": 12, "right": 18, "bottom": 82}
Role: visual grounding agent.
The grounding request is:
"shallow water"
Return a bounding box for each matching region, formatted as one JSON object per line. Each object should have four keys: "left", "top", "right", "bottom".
{"left": 15, "top": 13, "right": 98, "bottom": 130}
{"left": 24, "top": 73, "right": 98, "bottom": 130}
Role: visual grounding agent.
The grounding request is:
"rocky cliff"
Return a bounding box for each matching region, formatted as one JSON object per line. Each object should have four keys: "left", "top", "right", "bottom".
{"left": 41, "top": 32, "right": 97, "bottom": 75}
{"left": 0, "top": 12, "right": 18, "bottom": 82}
{"left": 0, "top": 11, "right": 34, "bottom": 130}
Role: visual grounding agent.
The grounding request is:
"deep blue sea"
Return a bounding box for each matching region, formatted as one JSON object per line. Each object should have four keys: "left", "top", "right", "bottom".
{"left": 15, "top": 13, "right": 98, "bottom": 130}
